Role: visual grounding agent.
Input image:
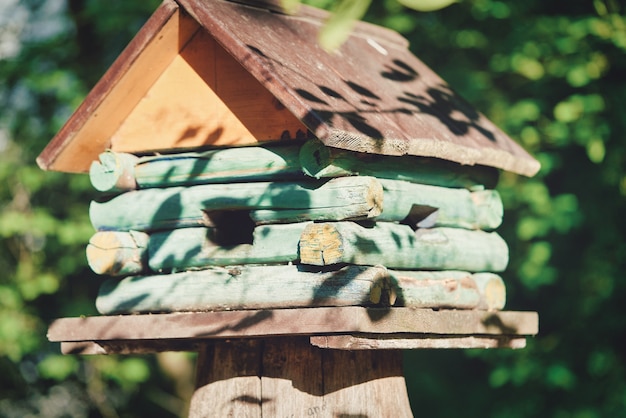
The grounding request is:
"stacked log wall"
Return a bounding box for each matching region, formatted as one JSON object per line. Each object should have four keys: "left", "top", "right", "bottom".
{"left": 86, "top": 140, "right": 508, "bottom": 314}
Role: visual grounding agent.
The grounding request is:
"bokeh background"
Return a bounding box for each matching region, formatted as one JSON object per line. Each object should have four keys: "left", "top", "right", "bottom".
{"left": 1, "top": 0, "right": 625, "bottom": 416}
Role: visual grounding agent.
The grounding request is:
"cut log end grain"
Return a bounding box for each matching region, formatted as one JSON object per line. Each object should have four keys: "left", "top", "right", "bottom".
{"left": 362, "top": 176, "right": 383, "bottom": 218}
{"left": 299, "top": 223, "right": 345, "bottom": 265}
{"left": 86, "top": 231, "right": 148, "bottom": 276}
{"left": 473, "top": 273, "right": 507, "bottom": 311}
{"left": 89, "top": 151, "right": 139, "bottom": 192}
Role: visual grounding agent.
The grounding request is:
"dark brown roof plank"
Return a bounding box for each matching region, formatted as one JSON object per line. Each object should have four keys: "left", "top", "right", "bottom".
{"left": 179, "top": 0, "right": 539, "bottom": 176}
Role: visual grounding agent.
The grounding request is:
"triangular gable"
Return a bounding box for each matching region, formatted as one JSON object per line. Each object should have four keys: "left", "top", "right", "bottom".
{"left": 38, "top": 0, "right": 540, "bottom": 177}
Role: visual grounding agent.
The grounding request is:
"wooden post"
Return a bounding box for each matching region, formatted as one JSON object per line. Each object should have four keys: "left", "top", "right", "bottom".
{"left": 189, "top": 337, "right": 412, "bottom": 418}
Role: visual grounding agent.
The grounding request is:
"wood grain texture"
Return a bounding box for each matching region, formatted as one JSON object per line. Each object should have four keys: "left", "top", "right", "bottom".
{"left": 59, "top": 333, "right": 526, "bottom": 354}
{"left": 37, "top": 1, "right": 200, "bottom": 173}
{"left": 189, "top": 340, "right": 263, "bottom": 418}
{"left": 259, "top": 338, "right": 325, "bottom": 417}
{"left": 110, "top": 29, "right": 307, "bottom": 154}
{"left": 47, "top": 307, "right": 539, "bottom": 342}
{"left": 89, "top": 144, "right": 305, "bottom": 192}
{"left": 147, "top": 223, "right": 306, "bottom": 272}
{"left": 388, "top": 270, "right": 506, "bottom": 311}
{"left": 87, "top": 230, "right": 149, "bottom": 276}
{"left": 179, "top": 0, "right": 540, "bottom": 176}
{"left": 95, "top": 265, "right": 389, "bottom": 314}
{"left": 310, "top": 334, "right": 527, "bottom": 350}
{"left": 89, "top": 176, "right": 382, "bottom": 232}
{"left": 188, "top": 338, "right": 413, "bottom": 417}
{"left": 377, "top": 178, "right": 503, "bottom": 229}
{"left": 88, "top": 223, "right": 308, "bottom": 276}
{"left": 299, "top": 222, "right": 509, "bottom": 271}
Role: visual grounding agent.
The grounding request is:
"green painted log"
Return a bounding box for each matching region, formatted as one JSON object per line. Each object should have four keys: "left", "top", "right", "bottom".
{"left": 87, "top": 223, "right": 308, "bottom": 276}
{"left": 299, "top": 222, "right": 509, "bottom": 272}
{"left": 148, "top": 222, "right": 307, "bottom": 272}
{"left": 89, "top": 144, "right": 305, "bottom": 192}
{"left": 95, "top": 264, "right": 505, "bottom": 314}
{"left": 388, "top": 270, "right": 506, "bottom": 311}
{"left": 299, "top": 139, "right": 499, "bottom": 189}
{"left": 96, "top": 265, "right": 390, "bottom": 314}
{"left": 86, "top": 230, "right": 149, "bottom": 276}
{"left": 377, "top": 179, "right": 502, "bottom": 229}
{"left": 90, "top": 176, "right": 382, "bottom": 231}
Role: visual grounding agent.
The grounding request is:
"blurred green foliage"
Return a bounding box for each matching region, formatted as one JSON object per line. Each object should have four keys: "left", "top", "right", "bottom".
{"left": 1, "top": 0, "right": 625, "bottom": 416}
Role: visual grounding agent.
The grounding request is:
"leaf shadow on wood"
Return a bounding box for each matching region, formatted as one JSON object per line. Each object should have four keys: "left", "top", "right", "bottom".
{"left": 190, "top": 337, "right": 404, "bottom": 408}
{"left": 245, "top": 42, "right": 498, "bottom": 150}
{"left": 396, "top": 86, "right": 496, "bottom": 142}
{"left": 96, "top": 143, "right": 399, "bottom": 322}
{"left": 481, "top": 313, "right": 519, "bottom": 335}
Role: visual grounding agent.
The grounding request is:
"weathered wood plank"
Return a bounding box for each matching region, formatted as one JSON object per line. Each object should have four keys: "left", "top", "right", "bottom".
{"left": 60, "top": 339, "right": 204, "bottom": 355}
{"left": 378, "top": 178, "right": 503, "bottom": 229}
{"left": 299, "top": 222, "right": 509, "bottom": 272}
{"left": 89, "top": 176, "right": 382, "bottom": 231}
{"left": 89, "top": 144, "right": 305, "bottom": 192}
{"left": 47, "top": 307, "right": 540, "bottom": 342}
{"left": 59, "top": 332, "right": 526, "bottom": 354}
{"left": 310, "top": 334, "right": 527, "bottom": 350}
{"left": 300, "top": 139, "right": 499, "bottom": 189}
{"left": 96, "top": 265, "right": 389, "bottom": 314}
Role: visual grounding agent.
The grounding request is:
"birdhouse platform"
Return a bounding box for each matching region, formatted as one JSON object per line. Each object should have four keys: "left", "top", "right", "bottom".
{"left": 48, "top": 307, "right": 537, "bottom": 416}
{"left": 39, "top": 0, "right": 540, "bottom": 416}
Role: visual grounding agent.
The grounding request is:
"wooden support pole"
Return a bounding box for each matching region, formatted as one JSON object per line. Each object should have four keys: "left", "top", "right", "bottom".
{"left": 188, "top": 338, "right": 413, "bottom": 418}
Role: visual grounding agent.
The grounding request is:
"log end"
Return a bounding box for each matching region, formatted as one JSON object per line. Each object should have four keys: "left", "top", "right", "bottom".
{"left": 89, "top": 151, "right": 139, "bottom": 192}
{"left": 473, "top": 273, "right": 507, "bottom": 311}
{"left": 299, "top": 223, "right": 344, "bottom": 265}
{"left": 87, "top": 231, "right": 148, "bottom": 276}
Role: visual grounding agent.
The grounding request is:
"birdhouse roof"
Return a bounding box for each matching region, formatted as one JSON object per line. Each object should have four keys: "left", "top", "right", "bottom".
{"left": 37, "top": 0, "right": 540, "bottom": 176}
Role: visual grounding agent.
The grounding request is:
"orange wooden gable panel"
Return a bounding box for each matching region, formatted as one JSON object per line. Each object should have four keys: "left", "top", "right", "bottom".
{"left": 38, "top": 0, "right": 540, "bottom": 176}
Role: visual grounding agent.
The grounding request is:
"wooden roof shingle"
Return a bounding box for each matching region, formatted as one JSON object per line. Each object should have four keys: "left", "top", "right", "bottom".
{"left": 37, "top": 0, "right": 539, "bottom": 176}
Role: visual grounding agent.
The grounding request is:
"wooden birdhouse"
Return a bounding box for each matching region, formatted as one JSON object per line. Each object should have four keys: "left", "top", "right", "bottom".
{"left": 41, "top": 0, "right": 540, "bottom": 416}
